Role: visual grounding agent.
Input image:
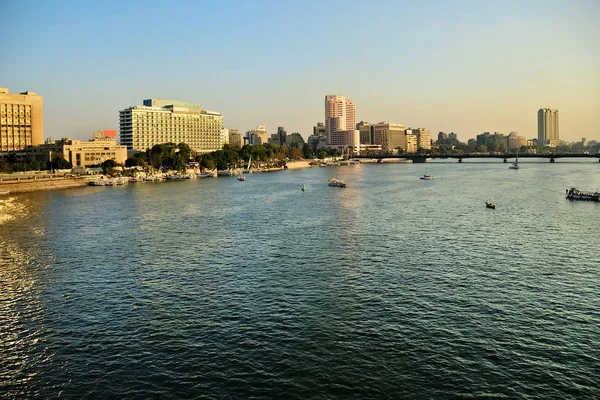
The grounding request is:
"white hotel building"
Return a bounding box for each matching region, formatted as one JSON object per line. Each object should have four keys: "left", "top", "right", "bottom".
{"left": 119, "top": 99, "right": 223, "bottom": 153}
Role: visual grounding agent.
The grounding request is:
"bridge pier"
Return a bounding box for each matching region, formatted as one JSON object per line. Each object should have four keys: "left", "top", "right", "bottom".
{"left": 503, "top": 158, "right": 507, "bottom": 163}
{"left": 458, "top": 158, "right": 462, "bottom": 163}
{"left": 550, "top": 158, "right": 555, "bottom": 163}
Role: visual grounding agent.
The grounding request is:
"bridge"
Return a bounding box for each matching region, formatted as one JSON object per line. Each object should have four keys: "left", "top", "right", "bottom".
{"left": 353, "top": 153, "right": 600, "bottom": 163}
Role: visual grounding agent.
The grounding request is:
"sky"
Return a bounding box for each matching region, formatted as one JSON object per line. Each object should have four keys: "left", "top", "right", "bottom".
{"left": 1, "top": 0, "right": 599, "bottom": 142}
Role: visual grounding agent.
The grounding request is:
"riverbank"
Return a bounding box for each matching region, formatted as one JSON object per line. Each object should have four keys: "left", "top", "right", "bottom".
{"left": 285, "top": 160, "right": 313, "bottom": 170}
{"left": 0, "top": 177, "right": 88, "bottom": 194}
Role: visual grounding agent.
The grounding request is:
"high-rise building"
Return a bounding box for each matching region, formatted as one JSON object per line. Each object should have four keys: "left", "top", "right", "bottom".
{"left": 228, "top": 129, "right": 242, "bottom": 148}
{"left": 325, "top": 95, "right": 356, "bottom": 146}
{"left": 0, "top": 88, "right": 44, "bottom": 152}
{"left": 246, "top": 125, "right": 269, "bottom": 145}
{"left": 437, "top": 132, "right": 448, "bottom": 143}
{"left": 537, "top": 108, "right": 559, "bottom": 146}
{"left": 356, "top": 121, "right": 371, "bottom": 144}
{"left": 371, "top": 122, "right": 406, "bottom": 152}
{"left": 119, "top": 98, "right": 223, "bottom": 153}
{"left": 220, "top": 128, "right": 229, "bottom": 148}
{"left": 277, "top": 126, "right": 287, "bottom": 145}
{"left": 324, "top": 95, "right": 358, "bottom": 152}
{"left": 405, "top": 128, "right": 432, "bottom": 152}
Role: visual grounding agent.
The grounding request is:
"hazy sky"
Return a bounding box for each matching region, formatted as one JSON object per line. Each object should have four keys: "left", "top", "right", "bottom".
{"left": 1, "top": 0, "right": 599, "bottom": 142}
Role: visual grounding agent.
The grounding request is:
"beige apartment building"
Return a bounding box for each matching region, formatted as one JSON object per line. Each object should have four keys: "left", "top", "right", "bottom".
{"left": 538, "top": 108, "right": 559, "bottom": 146}
{"left": 371, "top": 122, "right": 406, "bottom": 152}
{"left": 0, "top": 88, "right": 44, "bottom": 152}
{"left": 405, "top": 128, "right": 431, "bottom": 152}
{"left": 119, "top": 99, "right": 223, "bottom": 153}
{"left": 39, "top": 134, "right": 128, "bottom": 168}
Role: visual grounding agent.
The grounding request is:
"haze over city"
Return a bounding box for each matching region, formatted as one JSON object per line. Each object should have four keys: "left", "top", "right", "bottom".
{"left": 1, "top": 0, "right": 599, "bottom": 142}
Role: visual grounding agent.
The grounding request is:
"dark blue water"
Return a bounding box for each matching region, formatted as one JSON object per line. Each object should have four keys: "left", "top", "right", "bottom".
{"left": 1, "top": 161, "right": 599, "bottom": 399}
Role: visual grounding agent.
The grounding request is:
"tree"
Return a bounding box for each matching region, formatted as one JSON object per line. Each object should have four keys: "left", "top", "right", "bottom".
{"left": 102, "top": 159, "right": 117, "bottom": 175}
{"left": 53, "top": 157, "right": 73, "bottom": 170}
{"left": 476, "top": 144, "right": 488, "bottom": 153}
{"left": 290, "top": 147, "right": 303, "bottom": 160}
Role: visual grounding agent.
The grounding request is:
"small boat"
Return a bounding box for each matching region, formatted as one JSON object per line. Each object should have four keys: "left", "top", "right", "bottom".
{"left": 302, "top": 184, "right": 307, "bottom": 192}
{"left": 566, "top": 188, "right": 600, "bottom": 201}
{"left": 486, "top": 202, "right": 496, "bottom": 209}
{"left": 237, "top": 176, "right": 246, "bottom": 181}
{"left": 328, "top": 178, "right": 347, "bottom": 188}
{"left": 509, "top": 153, "right": 520, "bottom": 170}
{"left": 420, "top": 174, "right": 434, "bottom": 180}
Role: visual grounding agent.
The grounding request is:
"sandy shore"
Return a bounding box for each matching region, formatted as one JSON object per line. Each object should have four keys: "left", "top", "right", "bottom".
{"left": 0, "top": 178, "right": 88, "bottom": 194}
{"left": 285, "top": 160, "right": 313, "bottom": 170}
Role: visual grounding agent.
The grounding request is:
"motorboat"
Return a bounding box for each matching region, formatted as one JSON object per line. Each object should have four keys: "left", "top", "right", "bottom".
{"left": 420, "top": 174, "right": 434, "bottom": 180}
{"left": 566, "top": 187, "right": 600, "bottom": 201}
{"left": 328, "top": 178, "right": 347, "bottom": 188}
{"left": 302, "top": 184, "right": 307, "bottom": 192}
{"left": 237, "top": 176, "right": 246, "bottom": 181}
{"left": 486, "top": 202, "right": 496, "bottom": 209}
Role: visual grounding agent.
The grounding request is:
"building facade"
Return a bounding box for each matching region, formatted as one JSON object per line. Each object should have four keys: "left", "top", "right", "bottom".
{"left": 405, "top": 128, "right": 431, "bottom": 152}
{"left": 228, "top": 129, "right": 242, "bottom": 148}
{"left": 356, "top": 121, "right": 371, "bottom": 144}
{"left": 538, "top": 108, "right": 559, "bottom": 146}
{"left": 37, "top": 134, "right": 127, "bottom": 168}
{"left": 325, "top": 95, "right": 356, "bottom": 147}
{"left": 507, "top": 132, "right": 527, "bottom": 150}
{"left": 0, "top": 88, "right": 44, "bottom": 152}
{"left": 119, "top": 99, "right": 223, "bottom": 154}
{"left": 371, "top": 122, "right": 406, "bottom": 152}
{"left": 247, "top": 125, "right": 269, "bottom": 145}
{"left": 277, "top": 126, "right": 287, "bottom": 145}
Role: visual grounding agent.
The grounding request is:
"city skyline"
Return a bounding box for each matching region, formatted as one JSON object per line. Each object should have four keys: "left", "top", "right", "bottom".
{"left": 1, "top": 1, "right": 599, "bottom": 142}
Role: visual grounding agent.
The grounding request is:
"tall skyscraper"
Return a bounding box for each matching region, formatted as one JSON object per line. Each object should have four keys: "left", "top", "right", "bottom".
{"left": 325, "top": 95, "right": 356, "bottom": 145}
{"left": 277, "top": 126, "right": 287, "bottom": 145}
{"left": 537, "top": 108, "right": 559, "bottom": 146}
{"left": 0, "top": 88, "right": 44, "bottom": 152}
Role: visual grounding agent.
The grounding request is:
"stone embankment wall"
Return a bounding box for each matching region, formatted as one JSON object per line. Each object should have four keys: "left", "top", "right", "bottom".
{"left": 0, "top": 177, "right": 87, "bottom": 194}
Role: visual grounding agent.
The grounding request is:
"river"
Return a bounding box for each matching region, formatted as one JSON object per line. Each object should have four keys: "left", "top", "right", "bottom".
{"left": 1, "top": 160, "right": 599, "bottom": 399}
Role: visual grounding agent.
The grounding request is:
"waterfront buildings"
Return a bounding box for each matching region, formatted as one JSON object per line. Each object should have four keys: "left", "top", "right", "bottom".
{"left": 538, "top": 108, "right": 559, "bottom": 146}
{"left": 34, "top": 131, "right": 127, "bottom": 168}
{"left": 356, "top": 121, "right": 371, "bottom": 144}
{"left": 277, "top": 127, "right": 287, "bottom": 145}
{"left": 325, "top": 95, "right": 359, "bottom": 152}
{"left": 437, "top": 132, "right": 448, "bottom": 143}
{"left": 371, "top": 122, "right": 406, "bottom": 152}
{"left": 220, "top": 128, "right": 229, "bottom": 148}
{"left": 0, "top": 88, "right": 44, "bottom": 152}
{"left": 404, "top": 128, "right": 431, "bottom": 152}
{"left": 247, "top": 125, "right": 269, "bottom": 145}
{"left": 507, "top": 132, "right": 528, "bottom": 150}
{"left": 228, "top": 129, "right": 242, "bottom": 148}
{"left": 476, "top": 132, "right": 507, "bottom": 151}
{"left": 119, "top": 98, "right": 223, "bottom": 154}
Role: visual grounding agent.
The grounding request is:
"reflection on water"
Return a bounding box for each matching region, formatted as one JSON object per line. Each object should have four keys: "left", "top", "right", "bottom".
{"left": 1, "top": 164, "right": 599, "bottom": 398}
{"left": 0, "top": 193, "right": 55, "bottom": 397}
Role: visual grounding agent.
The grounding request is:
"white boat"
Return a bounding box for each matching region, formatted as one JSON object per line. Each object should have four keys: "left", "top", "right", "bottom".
{"left": 328, "top": 178, "right": 347, "bottom": 188}
{"left": 237, "top": 175, "right": 246, "bottom": 181}
{"left": 509, "top": 153, "right": 519, "bottom": 170}
{"left": 198, "top": 171, "right": 217, "bottom": 178}
{"left": 420, "top": 174, "right": 434, "bottom": 180}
